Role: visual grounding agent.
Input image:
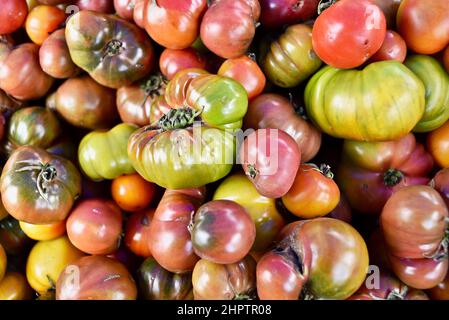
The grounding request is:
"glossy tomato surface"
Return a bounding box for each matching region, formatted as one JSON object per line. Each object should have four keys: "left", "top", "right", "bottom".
{"left": 112, "top": 173, "right": 156, "bottom": 212}
{"left": 0, "top": 0, "right": 28, "bottom": 35}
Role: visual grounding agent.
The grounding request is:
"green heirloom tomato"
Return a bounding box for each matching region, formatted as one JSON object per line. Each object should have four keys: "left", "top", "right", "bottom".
{"left": 128, "top": 109, "right": 235, "bottom": 189}
{"left": 0, "top": 146, "right": 81, "bottom": 224}
{"left": 305, "top": 61, "right": 425, "bottom": 141}
{"left": 65, "top": 11, "right": 154, "bottom": 89}
{"left": 405, "top": 55, "right": 449, "bottom": 132}
{"left": 78, "top": 123, "right": 137, "bottom": 181}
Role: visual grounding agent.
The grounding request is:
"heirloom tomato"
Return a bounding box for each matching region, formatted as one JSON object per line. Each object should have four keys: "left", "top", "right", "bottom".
{"left": 66, "top": 11, "right": 154, "bottom": 88}
{"left": 0, "top": 272, "right": 33, "bottom": 300}
{"left": 428, "top": 121, "right": 449, "bottom": 168}
{"left": 370, "top": 30, "right": 407, "bottom": 62}
{"left": 144, "top": 0, "right": 207, "bottom": 49}
{"left": 282, "top": 164, "right": 340, "bottom": 219}
{"left": 47, "top": 76, "right": 118, "bottom": 130}
{"left": 78, "top": 123, "right": 137, "bottom": 181}
{"left": 405, "top": 55, "right": 449, "bottom": 132}
{"left": 312, "top": 0, "right": 386, "bottom": 69}
{"left": 338, "top": 134, "right": 433, "bottom": 215}
{"left": 427, "top": 272, "right": 449, "bottom": 300}
{"left": 56, "top": 255, "right": 137, "bottom": 300}
{"left": 305, "top": 61, "right": 425, "bottom": 141}
{"left": 240, "top": 128, "right": 301, "bottom": 198}
{"left": 112, "top": 173, "right": 156, "bottom": 212}
{"left": 1, "top": 146, "right": 81, "bottom": 224}
{"left": 39, "top": 29, "right": 80, "bottom": 79}
{"left": 124, "top": 208, "right": 154, "bottom": 257}
{"left": 213, "top": 173, "right": 285, "bottom": 252}
{"left": 149, "top": 188, "right": 205, "bottom": 273}
{"left": 76, "top": 0, "right": 115, "bottom": 13}
{"left": 20, "top": 220, "right": 66, "bottom": 241}
{"left": 137, "top": 257, "right": 193, "bottom": 300}
{"left": 117, "top": 73, "right": 170, "bottom": 127}
{"left": 257, "top": 218, "right": 369, "bottom": 300}
{"left": 263, "top": 24, "right": 322, "bottom": 88}
{"left": 259, "top": 0, "right": 319, "bottom": 29}
{"left": 432, "top": 168, "right": 449, "bottom": 208}
{"left": 217, "top": 55, "right": 265, "bottom": 100}
{"left": 244, "top": 93, "right": 321, "bottom": 162}
{"left": 0, "top": 216, "right": 32, "bottom": 255}
{"left": 192, "top": 256, "right": 257, "bottom": 300}
{"left": 26, "top": 236, "right": 85, "bottom": 295}
{"left": 397, "top": 0, "right": 449, "bottom": 54}
{"left": 67, "top": 199, "right": 123, "bottom": 255}
{"left": 25, "top": 5, "right": 66, "bottom": 45}
{"left": 201, "top": 0, "right": 260, "bottom": 59}
{"left": 160, "top": 48, "right": 206, "bottom": 80}
{"left": 114, "top": 0, "right": 136, "bottom": 20}
{"left": 0, "top": 43, "right": 54, "bottom": 101}
{"left": 0, "top": 0, "right": 28, "bottom": 35}
{"left": 191, "top": 200, "right": 256, "bottom": 264}
{"left": 370, "top": 0, "right": 401, "bottom": 29}
{"left": 0, "top": 243, "right": 5, "bottom": 282}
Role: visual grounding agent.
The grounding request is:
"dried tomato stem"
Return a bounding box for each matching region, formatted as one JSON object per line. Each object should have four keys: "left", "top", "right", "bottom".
{"left": 383, "top": 168, "right": 404, "bottom": 187}
{"left": 158, "top": 107, "right": 201, "bottom": 130}
{"left": 317, "top": 0, "right": 337, "bottom": 15}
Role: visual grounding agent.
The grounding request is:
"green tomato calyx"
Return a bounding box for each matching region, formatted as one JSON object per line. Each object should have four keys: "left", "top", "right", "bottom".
{"left": 141, "top": 73, "right": 167, "bottom": 98}
{"left": 383, "top": 169, "right": 404, "bottom": 187}
{"left": 317, "top": 0, "right": 337, "bottom": 15}
{"left": 158, "top": 108, "right": 201, "bottom": 131}
{"left": 246, "top": 164, "right": 259, "bottom": 179}
{"left": 103, "top": 39, "right": 123, "bottom": 58}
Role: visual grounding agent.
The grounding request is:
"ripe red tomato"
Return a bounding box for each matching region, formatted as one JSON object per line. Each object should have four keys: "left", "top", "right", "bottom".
{"left": 159, "top": 48, "right": 206, "bottom": 80}
{"left": 259, "top": 0, "right": 319, "bottom": 29}
{"left": 370, "top": 30, "right": 407, "bottom": 62}
{"left": 312, "top": 0, "right": 386, "bottom": 68}
{"left": 218, "top": 55, "right": 266, "bottom": 100}
{"left": 124, "top": 208, "right": 154, "bottom": 258}
{"left": 0, "top": 0, "right": 28, "bottom": 35}
{"left": 111, "top": 173, "right": 156, "bottom": 212}
{"left": 25, "top": 5, "right": 66, "bottom": 45}
{"left": 114, "top": 0, "right": 136, "bottom": 20}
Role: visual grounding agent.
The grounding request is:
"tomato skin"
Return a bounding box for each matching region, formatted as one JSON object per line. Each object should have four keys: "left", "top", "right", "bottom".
{"left": 305, "top": 61, "right": 425, "bottom": 141}
{"left": 432, "top": 168, "right": 449, "bottom": 208}
{"left": 282, "top": 164, "right": 340, "bottom": 219}
{"left": 0, "top": 272, "right": 33, "bottom": 300}
{"left": 0, "top": 216, "right": 32, "bottom": 256}
{"left": 427, "top": 272, "right": 449, "bottom": 300}
{"left": 124, "top": 208, "right": 154, "bottom": 257}
{"left": 25, "top": 5, "right": 66, "bottom": 45}
{"left": 259, "top": 0, "right": 319, "bottom": 29}
{"left": 191, "top": 200, "right": 256, "bottom": 264}
{"left": 200, "top": 0, "right": 260, "bottom": 59}
{"left": 76, "top": 0, "right": 115, "bottom": 13}
{"left": 78, "top": 123, "right": 137, "bottom": 181}
{"left": 56, "top": 255, "right": 137, "bottom": 300}
{"left": 144, "top": 0, "right": 207, "bottom": 49}
{"left": 1, "top": 146, "right": 81, "bottom": 224}
{"left": 312, "top": 0, "right": 386, "bottom": 69}
{"left": 133, "top": 0, "right": 146, "bottom": 28}
{"left": 26, "top": 236, "right": 85, "bottom": 294}
{"left": 370, "top": 30, "right": 407, "bottom": 62}
{"left": 160, "top": 48, "right": 206, "bottom": 81}
{"left": 218, "top": 56, "right": 265, "bottom": 100}
{"left": 20, "top": 220, "right": 66, "bottom": 241}
{"left": 263, "top": 24, "right": 322, "bottom": 88}
{"left": 240, "top": 129, "right": 301, "bottom": 198}
{"left": 66, "top": 11, "right": 154, "bottom": 89}
{"left": 149, "top": 188, "right": 205, "bottom": 273}
{"left": 444, "top": 46, "right": 449, "bottom": 73}
{"left": 381, "top": 186, "right": 448, "bottom": 259}
{"left": 0, "top": 43, "right": 54, "bottom": 101}
{"left": 0, "top": 0, "right": 28, "bottom": 35}
{"left": 39, "top": 29, "right": 79, "bottom": 79}
{"left": 0, "top": 244, "right": 5, "bottom": 282}
{"left": 137, "top": 257, "right": 193, "bottom": 300}
{"left": 338, "top": 134, "right": 433, "bottom": 215}
{"left": 397, "top": 0, "right": 449, "bottom": 54}
{"left": 112, "top": 174, "right": 156, "bottom": 212}
{"left": 114, "top": 0, "right": 136, "bottom": 20}
{"left": 428, "top": 121, "right": 449, "bottom": 168}
{"left": 0, "top": 89, "right": 23, "bottom": 120}
{"left": 369, "top": 0, "right": 401, "bottom": 29}
{"left": 192, "top": 256, "right": 257, "bottom": 300}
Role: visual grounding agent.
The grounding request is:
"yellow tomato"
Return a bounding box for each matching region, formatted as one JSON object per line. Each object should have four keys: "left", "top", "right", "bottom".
{"left": 0, "top": 244, "right": 6, "bottom": 282}
{"left": 26, "top": 236, "right": 85, "bottom": 294}
{"left": 0, "top": 272, "right": 33, "bottom": 300}
{"left": 20, "top": 220, "right": 66, "bottom": 241}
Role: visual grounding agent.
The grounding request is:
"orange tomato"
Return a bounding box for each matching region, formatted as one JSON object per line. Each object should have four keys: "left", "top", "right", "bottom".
{"left": 111, "top": 173, "right": 156, "bottom": 212}
{"left": 428, "top": 121, "right": 449, "bottom": 168}
{"left": 25, "top": 5, "right": 66, "bottom": 45}
{"left": 0, "top": 272, "right": 33, "bottom": 300}
{"left": 282, "top": 164, "right": 340, "bottom": 219}
{"left": 19, "top": 220, "right": 66, "bottom": 241}
{"left": 0, "top": 244, "right": 6, "bottom": 283}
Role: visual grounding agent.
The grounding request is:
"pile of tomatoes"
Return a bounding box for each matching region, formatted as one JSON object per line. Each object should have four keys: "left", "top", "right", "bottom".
{"left": 0, "top": 0, "right": 448, "bottom": 301}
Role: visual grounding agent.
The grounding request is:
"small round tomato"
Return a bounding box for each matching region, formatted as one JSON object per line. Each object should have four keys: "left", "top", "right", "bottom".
{"left": 67, "top": 199, "right": 123, "bottom": 255}
{"left": 191, "top": 200, "right": 256, "bottom": 265}
{"left": 282, "top": 163, "right": 340, "bottom": 219}
{"left": 0, "top": 0, "right": 28, "bottom": 35}
{"left": 240, "top": 128, "right": 301, "bottom": 198}
{"left": 428, "top": 120, "right": 449, "bottom": 167}
{"left": 25, "top": 5, "right": 66, "bottom": 45}
{"left": 111, "top": 173, "right": 156, "bottom": 212}
{"left": 218, "top": 55, "right": 266, "bottom": 100}
{"left": 124, "top": 208, "right": 154, "bottom": 258}
{"left": 159, "top": 48, "right": 206, "bottom": 80}
{"left": 370, "top": 30, "right": 407, "bottom": 62}
{"left": 0, "top": 272, "right": 33, "bottom": 300}
{"left": 312, "top": 0, "right": 386, "bottom": 68}
{"left": 26, "top": 236, "right": 85, "bottom": 295}
{"left": 0, "top": 244, "right": 6, "bottom": 282}
{"left": 19, "top": 220, "right": 66, "bottom": 241}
